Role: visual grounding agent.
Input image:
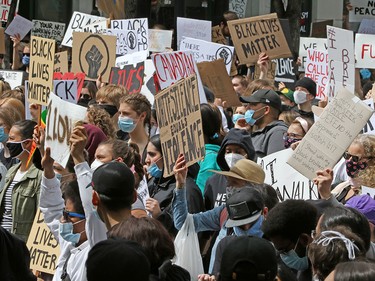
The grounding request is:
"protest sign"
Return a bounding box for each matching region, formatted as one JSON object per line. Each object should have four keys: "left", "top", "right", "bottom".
{"left": 0, "top": 70, "right": 23, "bottom": 89}
{"left": 115, "top": 51, "right": 148, "bottom": 68}
{"left": 26, "top": 209, "right": 60, "bottom": 275}
{"left": 31, "top": 20, "right": 65, "bottom": 45}
{"left": 197, "top": 59, "right": 241, "bottom": 107}
{"left": 141, "top": 59, "right": 156, "bottom": 106}
{"left": 362, "top": 186, "right": 375, "bottom": 199}
{"left": 212, "top": 25, "right": 226, "bottom": 45}
{"left": 258, "top": 149, "right": 319, "bottom": 201}
{"left": 53, "top": 72, "right": 85, "bottom": 99}
{"left": 177, "top": 17, "right": 211, "bottom": 49}
{"left": 0, "top": 0, "right": 18, "bottom": 22}
{"left": 82, "top": 19, "right": 108, "bottom": 34}
{"left": 229, "top": 0, "right": 247, "bottom": 18}
{"left": 71, "top": 32, "right": 116, "bottom": 83}
{"left": 358, "top": 18, "right": 375, "bottom": 34}
{"left": 5, "top": 14, "right": 33, "bottom": 40}
{"left": 349, "top": 0, "right": 375, "bottom": 22}
{"left": 62, "top": 11, "right": 106, "bottom": 47}
{"left": 227, "top": 13, "right": 292, "bottom": 65}
{"left": 53, "top": 80, "right": 78, "bottom": 103}
{"left": 149, "top": 29, "right": 173, "bottom": 53}
{"left": 27, "top": 36, "right": 55, "bottom": 106}
{"left": 180, "top": 37, "right": 235, "bottom": 74}
{"left": 103, "top": 29, "right": 141, "bottom": 56}
{"left": 152, "top": 50, "right": 207, "bottom": 103}
{"left": 274, "top": 57, "right": 296, "bottom": 90}
{"left": 45, "top": 93, "right": 87, "bottom": 167}
{"left": 311, "top": 20, "right": 333, "bottom": 38}
{"left": 253, "top": 60, "right": 276, "bottom": 81}
{"left": 54, "top": 51, "right": 68, "bottom": 73}
{"left": 111, "top": 18, "right": 149, "bottom": 53}
{"left": 305, "top": 49, "right": 329, "bottom": 99}
{"left": 109, "top": 62, "right": 145, "bottom": 95}
{"left": 362, "top": 98, "right": 375, "bottom": 134}
{"left": 0, "top": 28, "right": 5, "bottom": 54}
{"left": 287, "top": 88, "right": 374, "bottom": 180}
{"left": 298, "top": 37, "right": 327, "bottom": 71}
{"left": 355, "top": 33, "right": 375, "bottom": 69}
{"left": 155, "top": 74, "right": 205, "bottom": 177}
{"left": 326, "top": 26, "right": 355, "bottom": 99}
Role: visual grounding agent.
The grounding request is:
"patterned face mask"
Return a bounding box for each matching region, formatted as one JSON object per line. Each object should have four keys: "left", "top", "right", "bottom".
{"left": 345, "top": 160, "right": 368, "bottom": 178}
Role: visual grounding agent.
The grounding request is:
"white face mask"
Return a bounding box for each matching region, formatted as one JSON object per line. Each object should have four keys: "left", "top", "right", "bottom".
{"left": 224, "top": 153, "right": 245, "bottom": 168}
{"left": 90, "top": 159, "right": 105, "bottom": 171}
{"left": 293, "top": 90, "right": 308, "bottom": 104}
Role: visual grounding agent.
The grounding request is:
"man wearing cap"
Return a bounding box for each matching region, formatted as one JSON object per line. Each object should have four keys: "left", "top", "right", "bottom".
{"left": 293, "top": 77, "right": 316, "bottom": 121}
{"left": 240, "top": 89, "right": 288, "bottom": 158}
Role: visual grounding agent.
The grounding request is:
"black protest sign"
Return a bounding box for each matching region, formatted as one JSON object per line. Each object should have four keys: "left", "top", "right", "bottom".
{"left": 32, "top": 20, "right": 66, "bottom": 45}
{"left": 274, "top": 57, "right": 296, "bottom": 89}
{"left": 109, "top": 62, "right": 145, "bottom": 95}
{"left": 155, "top": 74, "right": 205, "bottom": 177}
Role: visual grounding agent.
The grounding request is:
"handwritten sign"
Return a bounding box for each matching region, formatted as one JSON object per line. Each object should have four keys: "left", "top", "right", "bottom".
{"left": 349, "top": 0, "right": 375, "bottom": 22}
{"left": 298, "top": 37, "right": 327, "bottom": 72}
{"left": 229, "top": 0, "right": 248, "bottom": 18}
{"left": 5, "top": 14, "right": 33, "bottom": 40}
{"left": 31, "top": 20, "right": 66, "bottom": 45}
{"left": 212, "top": 25, "right": 226, "bottom": 45}
{"left": 0, "top": 28, "right": 4, "bottom": 54}
{"left": 258, "top": 149, "right": 318, "bottom": 201}
{"left": 355, "top": 33, "right": 375, "bottom": 69}
{"left": 26, "top": 210, "right": 60, "bottom": 275}
{"left": 358, "top": 19, "right": 375, "bottom": 34}
{"left": 54, "top": 80, "right": 78, "bottom": 103}
{"left": 109, "top": 62, "right": 145, "bottom": 95}
{"left": 148, "top": 29, "right": 173, "bottom": 53}
{"left": 227, "top": 13, "right": 291, "bottom": 65}
{"left": 274, "top": 58, "right": 296, "bottom": 90}
{"left": 28, "top": 36, "right": 55, "bottom": 106}
{"left": 287, "top": 88, "right": 374, "bottom": 180}
{"left": 305, "top": 49, "right": 329, "bottom": 99}
{"left": 141, "top": 59, "right": 156, "bottom": 106}
{"left": 177, "top": 17, "right": 211, "bottom": 49}
{"left": 155, "top": 74, "right": 205, "bottom": 177}
{"left": 0, "top": 0, "right": 18, "bottom": 22}
{"left": 362, "top": 98, "right": 375, "bottom": 134}
{"left": 53, "top": 72, "right": 85, "bottom": 99}
{"left": 180, "top": 37, "right": 235, "bottom": 75}
{"left": 62, "top": 11, "right": 106, "bottom": 47}
{"left": 45, "top": 93, "right": 87, "bottom": 167}
{"left": 54, "top": 51, "right": 68, "bottom": 73}
{"left": 0, "top": 70, "right": 23, "bottom": 89}
{"left": 103, "top": 28, "right": 141, "bottom": 56}
{"left": 82, "top": 19, "right": 108, "bottom": 33}
{"left": 71, "top": 32, "right": 116, "bottom": 83}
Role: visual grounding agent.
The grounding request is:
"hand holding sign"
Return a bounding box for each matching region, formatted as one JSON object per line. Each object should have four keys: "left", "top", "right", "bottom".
{"left": 69, "top": 125, "right": 87, "bottom": 165}
{"left": 174, "top": 153, "right": 188, "bottom": 189}
{"left": 85, "top": 45, "right": 103, "bottom": 79}
{"left": 313, "top": 168, "right": 334, "bottom": 199}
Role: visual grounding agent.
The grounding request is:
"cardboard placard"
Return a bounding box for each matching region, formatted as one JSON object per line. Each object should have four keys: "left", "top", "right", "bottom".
{"left": 197, "top": 59, "right": 241, "bottom": 107}
{"left": 358, "top": 19, "right": 375, "bottom": 34}
{"left": 53, "top": 72, "right": 85, "bottom": 99}
{"left": 103, "top": 29, "right": 141, "bottom": 56}
{"left": 355, "top": 33, "right": 375, "bottom": 69}
{"left": 31, "top": 20, "right": 66, "bottom": 45}
{"left": 212, "top": 25, "right": 226, "bottom": 45}
{"left": 298, "top": 37, "right": 327, "bottom": 72}
{"left": 82, "top": 19, "right": 108, "bottom": 34}
{"left": 0, "top": 28, "right": 5, "bottom": 54}
{"left": 26, "top": 210, "right": 60, "bottom": 275}
{"left": 148, "top": 29, "right": 173, "bottom": 53}
{"left": 287, "top": 88, "right": 374, "bottom": 180}
{"left": 229, "top": 0, "right": 248, "bottom": 18}
{"left": 27, "top": 36, "right": 55, "bottom": 106}
{"left": 109, "top": 62, "right": 145, "bottom": 95}
{"left": 177, "top": 17, "right": 211, "bottom": 49}
{"left": 154, "top": 74, "right": 205, "bottom": 177}
{"left": 54, "top": 51, "right": 68, "bottom": 74}
{"left": 258, "top": 149, "right": 318, "bottom": 201}
{"left": 53, "top": 80, "right": 78, "bottom": 103}
{"left": 45, "top": 93, "right": 87, "bottom": 167}
{"left": 310, "top": 20, "right": 333, "bottom": 38}
{"left": 349, "top": 0, "right": 375, "bottom": 22}
{"left": 253, "top": 60, "right": 276, "bottom": 81}
{"left": 71, "top": 32, "right": 116, "bottom": 83}
{"left": 274, "top": 57, "right": 296, "bottom": 90}
{"left": 110, "top": 18, "right": 149, "bottom": 53}
{"left": 0, "top": 70, "right": 23, "bottom": 89}
{"left": 227, "top": 13, "right": 292, "bottom": 65}
{"left": 305, "top": 49, "right": 329, "bottom": 100}
{"left": 5, "top": 14, "right": 33, "bottom": 40}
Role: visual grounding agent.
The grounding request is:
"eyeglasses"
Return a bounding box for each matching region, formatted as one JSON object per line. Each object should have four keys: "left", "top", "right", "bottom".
{"left": 343, "top": 152, "right": 362, "bottom": 162}
{"left": 283, "top": 132, "right": 303, "bottom": 140}
{"left": 63, "top": 209, "right": 85, "bottom": 221}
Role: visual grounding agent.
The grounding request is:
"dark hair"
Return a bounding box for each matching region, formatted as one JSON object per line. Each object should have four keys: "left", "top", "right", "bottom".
{"left": 334, "top": 260, "right": 375, "bottom": 281}
{"left": 12, "top": 119, "right": 37, "bottom": 140}
{"left": 149, "top": 134, "right": 162, "bottom": 154}
{"left": 253, "top": 184, "right": 279, "bottom": 210}
{"left": 277, "top": 263, "right": 298, "bottom": 281}
{"left": 61, "top": 179, "right": 84, "bottom": 215}
{"left": 83, "top": 81, "right": 98, "bottom": 100}
{"left": 200, "top": 103, "right": 223, "bottom": 145}
{"left": 222, "top": 11, "right": 239, "bottom": 25}
{"left": 262, "top": 200, "right": 318, "bottom": 242}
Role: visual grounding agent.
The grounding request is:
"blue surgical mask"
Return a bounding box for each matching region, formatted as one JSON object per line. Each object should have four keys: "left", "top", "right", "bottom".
{"left": 22, "top": 55, "right": 30, "bottom": 66}
{"left": 233, "top": 215, "right": 264, "bottom": 237}
{"left": 148, "top": 161, "right": 163, "bottom": 178}
{"left": 118, "top": 116, "right": 137, "bottom": 133}
{"left": 56, "top": 173, "right": 62, "bottom": 181}
{"left": 244, "top": 107, "right": 266, "bottom": 126}
{"left": 59, "top": 222, "right": 82, "bottom": 245}
{"left": 232, "top": 113, "right": 245, "bottom": 124}
{"left": 280, "top": 238, "right": 309, "bottom": 271}
{"left": 0, "top": 126, "right": 8, "bottom": 143}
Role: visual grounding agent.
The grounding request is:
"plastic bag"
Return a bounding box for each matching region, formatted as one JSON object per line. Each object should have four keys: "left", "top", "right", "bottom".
{"left": 173, "top": 214, "right": 204, "bottom": 281}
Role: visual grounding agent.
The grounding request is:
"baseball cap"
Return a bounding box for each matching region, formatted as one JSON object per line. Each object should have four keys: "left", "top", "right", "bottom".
{"left": 220, "top": 236, "right": 277, "bottom": 281}
{"left": 225, "top": 188, "right": 264, "bottom": 228}
{"left": 277, "top": 88, "right": 295, "bottom": 103}
{"left": 211, "top": 159, "right": 265, "bottom": 184}
{"left": 346, "top": 194, "right": 375, "bottom": 225}
{"left": 239, "top": 89, "right": 282, "bottom": 111}
{"left": 295, "top": 77, "right": 316, "bottom": 96}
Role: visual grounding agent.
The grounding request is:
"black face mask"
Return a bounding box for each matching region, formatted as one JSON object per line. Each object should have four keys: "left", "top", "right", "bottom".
{"left": 6, "top": 141, "right": 25, "bottom": 158}
{"left": 97, "top": 104, "right": 118, "bottom": 117}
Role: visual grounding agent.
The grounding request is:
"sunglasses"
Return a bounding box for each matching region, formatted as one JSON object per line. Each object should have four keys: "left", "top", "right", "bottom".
{"left": 23, "top": 53, "right": 30, "bottom": 57}
{"left": 343, "top": 152, "right": 363, "bottom": 162}
{"left": 63, "top": 209, "right": 85, "bottom": 221}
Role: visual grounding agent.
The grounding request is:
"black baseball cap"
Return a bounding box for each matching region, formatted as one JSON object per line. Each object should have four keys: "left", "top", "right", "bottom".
{"left": 239, "top": 89, "right": 282, "bottom": 111}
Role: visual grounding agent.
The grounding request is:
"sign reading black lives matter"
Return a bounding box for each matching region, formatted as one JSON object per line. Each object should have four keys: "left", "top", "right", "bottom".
{"left": 155, "top": 74, "right": 205, "bottom": 177}
{"left": 227, "top": 13, "right": 291, "bottom": 65}
{"left": 28, "top": 36, "right": 55, "bottom": 106}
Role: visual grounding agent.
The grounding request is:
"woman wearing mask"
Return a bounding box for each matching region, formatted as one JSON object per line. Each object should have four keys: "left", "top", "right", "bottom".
{"left": 0, "top": 120, "right": 42, "bottom": 241}
{"left": 283, "top": 117, "right": 312, "bottom": 149}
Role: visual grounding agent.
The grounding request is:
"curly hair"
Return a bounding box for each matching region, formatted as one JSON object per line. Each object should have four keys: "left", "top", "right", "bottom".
{"left": 351, "top": 134, "right": 375, "bottom": 187}
{"left": 86, "top": 105, "right": 116, "bottom": 139}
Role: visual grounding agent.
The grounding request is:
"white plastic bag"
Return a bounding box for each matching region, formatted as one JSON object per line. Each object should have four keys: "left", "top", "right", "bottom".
{"left": 173, "top": 214, "right": 204, "bottom": 281}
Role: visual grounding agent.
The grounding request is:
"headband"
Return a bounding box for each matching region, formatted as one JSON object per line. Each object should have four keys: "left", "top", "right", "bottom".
{"left": 295, "top": 117, "right": 309, "bottom": 133}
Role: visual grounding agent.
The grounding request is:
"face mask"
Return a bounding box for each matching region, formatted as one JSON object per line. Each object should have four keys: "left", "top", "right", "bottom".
{"left": 293, "top": 91, "right": 308, "bottom": 105}
{"left": 225, "top": 153, "right": 245, "bottom": 169}
{"left": 22, "top": 55, "right": 30, "bottom": 66}
{"left": 118, "top": 116, "right": 137, "bottom": 133}
{"left": 226, "top": 186, "right": 242, "bottom": 198}
{"left": 56, "top": 173, "right": 62, "bottom": 181}
{"left": 0, "top": 126, "right": 8, "bottom": 143}
{"left": 345, "top": 159, "right": 368, "bottom": 178}
{"left": 244, "top": 107, "right": 266, "bottom": 126}
{"left": 280, "top": 239, "right": 309, "bottom": 271}
{"left": 98, "top": 104, "right": 118, "bottom": 117}
{"left": 91, "top": 159, "right": 105, "bottom": 171}
{"left": 59, "top": 221, "right": 83, "bottom": 245}
{"left": 232, "top": 113, "right": 245, "bottom": 124}
{"left": 284, "top": 137, "right": 301, "bottom": 149}
{"left": 233, "top": 215, "right": 264, "bottom": 237}
{"left": 148, "top": 161, "right": 163, "bottom": 178}
{"left": 6, "top": 139, "right": 29, "bottom": 158}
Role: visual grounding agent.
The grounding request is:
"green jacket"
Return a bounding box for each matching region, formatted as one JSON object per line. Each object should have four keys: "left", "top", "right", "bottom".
{"left": 0, "top": 163, "right": 42, "bottom": 241}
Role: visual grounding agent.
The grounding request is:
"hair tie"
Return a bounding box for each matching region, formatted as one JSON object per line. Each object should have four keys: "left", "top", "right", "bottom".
{"left": 295, "top": 117, "right": 309, "bottom": 133}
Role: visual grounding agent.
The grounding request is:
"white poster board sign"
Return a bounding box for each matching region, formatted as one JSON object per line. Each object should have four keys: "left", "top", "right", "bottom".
{"left": 0, "top": 0, "right": 19, "bottom": 22}
{"left": 115, "top": 51, "right": 148, "bottom": 68}
{"left": 0, "top": 70, "right": 23, "bottom": 89}
{"left": 103, "top": 29, "right": 140, "bottom": 56}
{"left": 5, "top": 15, "right": 33, "bottom": 40}
{"left": 140, "top": 59, "right": 156, "bottom": 106}
{"left": 177, "top": 17, "right": 211, "bottom": 49}
{"left": 349, "top": 0, "right": 375, "bottom": 22}
{"left": 362, "top": 98, "right": 375, "bottom": 134}
{"left": 305, "top": 49, "right": 329, "bottom": 100}
{"left": 355, "top": 33, "right": 375, "bottom": 69}
{"left": 358, "top": 18, "right": 375, "bottom": 34}
{"left": 362, "top": 186, "right": 375, "bottom": 199}
{"left": 82, "top": 19, "right": 108, "bottom": 34}
{"left": 298, "top": 37, "right": 327, "bottom": 72}
{"left": 229, "top": 0, "right": 248, "bottom": 18}
{"left": 53, "top": 80, "right": 78, "bottom": 104}
{"left": 148, "top": 29, "right": 173, "bottom": 53}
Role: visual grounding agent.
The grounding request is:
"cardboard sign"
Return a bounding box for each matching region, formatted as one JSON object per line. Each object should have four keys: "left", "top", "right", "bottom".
{"left": 62, "top": 11, "right": 106, "bottom": 47}
{"left": 148, "top": 29, "right": 173, "bottom": 53}
{"left": 53, "top": 80, "right": 78, "bottom": 103}
{"left": 212, "top": 25, "right": 226, "bottom": 45}
{"left": 305, "top": 49, "right": 329, "bottom": 100}
{"left": 227, "top": 13, "right": 292, "bottom": 65}
{"left": 355, "top": 33, "right": 375, "bottom": 69}
{"left": 299, "top": 37, "right": 327, "bottom": 71}
{"left": 287, "top": 88, "right": 374, "bottom": 180}
{"left": 177, "top": 17, "right": 211, "bottom": 49}
{"left": 31, "top": 20, "right": 66, "bottom": 45}
{"left": 0, "top": 70, "right": 23, "bottom": 89}
{"left": 253, "top": 61, "right": 277, "bottom": 81}
{"left": 155, "top": 74, "right": 205, "bottom": 177}
{"left": 274, "top": 57, "right": 296, "bottom": 90}
{"left": 103, "top": 29, "right": 141, "bottom": 56}
{"left": 5, "top": 14, "right": 33, "bottom": 40}
{"left": 54, "top": 51, "right": 68, "bottom": 74}
{"left": 45, "top": 92, "right": 87, "bottom": 167}
{"left": 229, "top": 0, "right": 247, "bottom": 18}
{"left": 362, "top": 98, "right": 375, "bottom": 134}
{"left": 180, "top": 37, "right": 235, "bottom": 75}
{"left": 71, "top": 32, "right": 116, "bottom": 83}
{"left": 310, "top": 20, "right": 333, "bottom": 38}
{"left": 109, "top": 62, "right": 145, "bottom": 95}
{"left": 358, "top": 19, "right": 375, "bottom": 34}
{"left": 258, "top": 149, "right": 319, "bottom": 201}
{"left": 27, "top": 36, "right": 55, "bottom": 106}
{"left": 111, "top": 18, "right": 149, "bottom": 53}
{"left": 326, "top": 26, "right": 355, "bottom": 99}
{"left": 197, "top": 59, "right": 241, "bottom": 107}
{"left": 152, "top": 50, "right": 207, "bottom": 103}
{"left": 82, "top": 19, "right": 108, "bottom": 34}
{"left": 115, "top": 51, "right": 148, "bottom": 68}
{"left": 26, "top": 210, "right": 60, "bottom": 275}
{"left": 349, "top": 0, "right": 375, "bottom": 22}
{"left": 53, "top": 72, "right": 85, "bottom": 99}
{"left": 0, "top": 28, "right": 5, "bottom": 54}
